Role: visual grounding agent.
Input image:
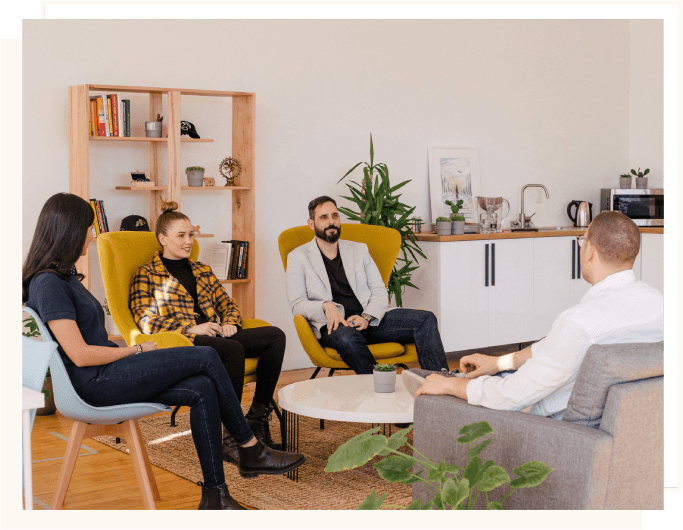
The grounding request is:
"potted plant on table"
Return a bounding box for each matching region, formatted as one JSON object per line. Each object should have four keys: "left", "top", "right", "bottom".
{"left": 631, "top": 167, "right": 650, "bottom": 189}
{"left": 145, "top": 113, "right": 163, "bottom": 138}
{"left": 337, "top": 134, "right": 426, "bottom": 307}
{"left": 325, "top": 421, "right": 553, "bottom": 509}
{"left": 435, "top": 216, "right": 452, "bottom": 236}
{"left": 185, "top": 166, "right": 205, "bottom": 187}
{"left": 619, "top": 174, "right": 632, "bottom": 189}
{"left": 445, "top": 199, "right": 465, "bottom": 235}
{"left": 373, "top": 363, "right": 397, "bottom": 393}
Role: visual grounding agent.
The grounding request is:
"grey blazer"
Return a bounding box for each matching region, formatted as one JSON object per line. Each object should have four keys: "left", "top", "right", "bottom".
{"left": 286, "top": 238, "right": 389, "bottom": 339}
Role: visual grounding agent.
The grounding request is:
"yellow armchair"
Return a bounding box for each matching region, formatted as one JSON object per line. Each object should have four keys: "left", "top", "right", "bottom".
{"left": 97, "top": 232, "right": 274, "bottom": 426}
{"left": 277, "top": 224, "right": 418, "bottom": 378}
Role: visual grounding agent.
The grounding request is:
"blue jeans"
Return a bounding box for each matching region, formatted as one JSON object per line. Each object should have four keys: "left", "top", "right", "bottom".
{"left": 76, "top": 345, "right": 254, "bottom": 488}
{"left": 318, "top": 308, "right": 449, "bottom": 374}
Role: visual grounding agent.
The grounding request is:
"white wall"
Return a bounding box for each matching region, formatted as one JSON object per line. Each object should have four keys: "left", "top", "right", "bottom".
{"left": 629, "top": 19, "right": 664, "bottom": 186}
{"left": 22, "top": 19, "right": 662, "bottom": 369}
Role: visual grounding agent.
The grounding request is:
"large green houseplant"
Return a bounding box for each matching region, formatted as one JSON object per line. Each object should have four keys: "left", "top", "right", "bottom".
{"left": 325, "top": 421, "right": 552, "bottom": 510}
{"left": 337, "top": 135, "right": 425, "bottom": 307}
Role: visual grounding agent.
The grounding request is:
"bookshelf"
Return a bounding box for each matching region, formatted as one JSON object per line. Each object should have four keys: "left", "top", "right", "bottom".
{"left": 68, "top": 84, "right": 256, "bottom": 318}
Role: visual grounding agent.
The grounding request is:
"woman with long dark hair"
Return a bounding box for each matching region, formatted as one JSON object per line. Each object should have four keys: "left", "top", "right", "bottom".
{"left": 130, "top": 201, "right": 286, "bottom": 462}
{"left": 23, "top": 193, "right": 305, "bottom": 510}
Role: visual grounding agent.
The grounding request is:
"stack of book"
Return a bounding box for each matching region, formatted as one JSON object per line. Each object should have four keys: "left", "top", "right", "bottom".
{"left": 210, "top": 240, "right": 250, "bottom": 280}
{"left": 89, "top": 199, "right": 110, "bottom": 236}
{"left": 89, "top": 95, "right": 131, "bottom": 137}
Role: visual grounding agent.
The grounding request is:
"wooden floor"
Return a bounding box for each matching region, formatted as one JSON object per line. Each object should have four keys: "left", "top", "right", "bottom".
{"left": 26, "top": 351, "right": 492, "bottom": 510}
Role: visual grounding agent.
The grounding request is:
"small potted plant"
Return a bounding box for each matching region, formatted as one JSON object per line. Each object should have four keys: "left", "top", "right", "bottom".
{"left": 185, "top": 166, "right": 205, "bottom": 187}
{"left": 436, "top": 216, "right": 452, "bottom": 236}
{"left": 145, "top": 113, "right": 163, "bottom": 138}
{"left": 631, "top": 167, "right": 650, "bottom": 189}
{"left": 445, "top": 199, "right": 465, "bottom": 235}
{"left": 373, "top": 363, "right": 397, "bottom": 393}
{"left": 619, "top": 173, "right": 632, "bottom": 189}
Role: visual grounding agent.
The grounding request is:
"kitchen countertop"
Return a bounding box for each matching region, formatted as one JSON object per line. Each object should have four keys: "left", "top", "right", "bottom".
{"left": 411, "top": 226, "right": 663, "bottom": 242}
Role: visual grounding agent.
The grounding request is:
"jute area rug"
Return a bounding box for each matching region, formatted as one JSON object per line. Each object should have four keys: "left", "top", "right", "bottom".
{"left": 95, "top": 406, "right": 414, "bottom": 510}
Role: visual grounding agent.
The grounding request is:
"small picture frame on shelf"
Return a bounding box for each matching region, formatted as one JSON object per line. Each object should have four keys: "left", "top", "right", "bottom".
{"left": 130, "top": 171, "right": 154, "bottom": 187}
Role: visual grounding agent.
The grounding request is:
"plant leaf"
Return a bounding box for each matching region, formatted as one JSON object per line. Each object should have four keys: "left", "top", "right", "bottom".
{"left": 456, "top": 421, "right": 493, "bottom": 444}
{"left": 325, "top": 426, "right": 387, "bottom": 471}
{"left": 442, "top": 477, "right": 470, "bottom": 510}
{"left": 477, "top": 465, "right": 510, "bottom": 492}
{"left": 463, "top": 456, "right": 482, "bottom": 485}
{"left": 468, "top": 438, "right": 493, "bottom": 458}
{"left": 357, "top": 489, "right": 387, "bottom": 510}
{"left": 337, "top": 162, "right": 363, "bottom": 184}
{"left": 405, "top": 499, "right": 423, "bottom": 510}
{"left": 374, "top": 454, "right": 418, "bottom": 483}
{"left": 509, "top": 461, "right": 553, "bottom": 489}
{"left": 487, "top": 501, "right": 504, "bottom": 510}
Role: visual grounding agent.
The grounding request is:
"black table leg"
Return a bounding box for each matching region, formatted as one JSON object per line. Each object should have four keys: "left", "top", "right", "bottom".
{"left": 282, "top": 409, "right": 300, "bottom": 482}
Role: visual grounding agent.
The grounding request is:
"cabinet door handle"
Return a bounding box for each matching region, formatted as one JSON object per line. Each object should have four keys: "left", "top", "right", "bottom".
{"left": 572, "top": 239, "right": 576, "bottom": 280}
{"left": 485, "top": 244, "right": 489, "bottom": 287}
{"left": 577, "top": 243, "right": 581, "bottom": 280}
{"left": 491, "top": 243, "right": 496, "bottom": 286}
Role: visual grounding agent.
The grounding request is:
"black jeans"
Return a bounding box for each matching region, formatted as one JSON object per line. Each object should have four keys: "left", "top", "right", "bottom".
{"left": 194, "top": 326, "right": 285, "bottom": 405}
{"left": 318, "top": 308, "right": 449, "bottom": 374}
{"left": 76, "top": 345, "right": 253, "bottom": 488}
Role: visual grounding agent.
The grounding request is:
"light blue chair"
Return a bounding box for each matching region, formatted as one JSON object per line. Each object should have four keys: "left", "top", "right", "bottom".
{"left": 22, "top": 307, "right": 171, "bottom": 510}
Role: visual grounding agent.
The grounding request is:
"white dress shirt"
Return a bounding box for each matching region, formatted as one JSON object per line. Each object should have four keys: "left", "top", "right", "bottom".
{"left": 466, "top": 270, "right": 663, "bottom": 417}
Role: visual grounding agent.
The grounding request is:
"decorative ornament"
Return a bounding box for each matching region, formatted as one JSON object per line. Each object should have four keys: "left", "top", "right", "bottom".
{"left": 219, "top": 157, "right": 242, "bottom": 187}
{"left": 203, "top": 177, "right": 215, "bottom": 187}
{"left": 180, "top": 120, "right": 200, "bottom": 139}
{"left": 192, "top": 225, "right": 202, "bottom": 236}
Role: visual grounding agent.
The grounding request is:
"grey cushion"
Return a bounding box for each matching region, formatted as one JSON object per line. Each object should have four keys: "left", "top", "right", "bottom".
{"left": 563, "top": 342, "right": 663, "bottom": 428}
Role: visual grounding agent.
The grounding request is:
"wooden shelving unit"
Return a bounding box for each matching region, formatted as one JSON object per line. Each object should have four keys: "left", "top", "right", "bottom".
{"left": 69, "top": 84, "right": 256, "bottom": 318}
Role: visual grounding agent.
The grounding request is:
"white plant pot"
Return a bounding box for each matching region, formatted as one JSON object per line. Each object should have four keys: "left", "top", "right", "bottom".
{"left": 373, "top": 369, "right": 397, "bottom": 393}
{"left": 186, "top": 170, "right": 205, "bottom": 187}
{"left": 635, "top": 177, "right": 648, "bottom": 189}
{"left": 451, "top": 220, "right": 465, "bottom": 235}
{"left": 145, "top": 121, "right": 163, "bottom": 138}
{"left": 436, "top": 221, "right": 452, "bottom": 236}
{"left": 619, "top": 176, "right": 632, "bottom": 189}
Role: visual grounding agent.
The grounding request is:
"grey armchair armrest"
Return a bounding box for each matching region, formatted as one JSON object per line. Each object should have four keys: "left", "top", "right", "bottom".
{"left": 412, "top": 395, "right": 613, "bottom": 509}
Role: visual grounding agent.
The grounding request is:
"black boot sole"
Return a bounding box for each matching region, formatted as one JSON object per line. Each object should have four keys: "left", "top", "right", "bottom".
{"left": 238, "top": 455, "right": 306, "bottom": 479}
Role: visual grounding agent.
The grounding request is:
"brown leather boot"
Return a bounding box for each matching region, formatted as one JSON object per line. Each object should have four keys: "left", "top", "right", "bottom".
{"left": 237, "top": 439, "right": 305, "bottom": 479}
{"left": 197, "top": 482, "right": 247, "bottom": 510}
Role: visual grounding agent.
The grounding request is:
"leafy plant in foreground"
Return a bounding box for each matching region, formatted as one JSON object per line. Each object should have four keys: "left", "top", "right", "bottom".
{"left": 325, "top": 421, "right": 552, "bottom": 510}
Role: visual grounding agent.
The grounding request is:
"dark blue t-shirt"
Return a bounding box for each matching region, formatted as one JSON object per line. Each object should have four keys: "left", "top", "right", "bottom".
{"left": 25, "top": 271, "right": 118, "bottom": 391}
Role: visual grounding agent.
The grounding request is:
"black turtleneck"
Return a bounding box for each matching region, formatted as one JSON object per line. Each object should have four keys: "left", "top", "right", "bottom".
{"left": 160, "top": 256, "right": 208, "bottom": 324}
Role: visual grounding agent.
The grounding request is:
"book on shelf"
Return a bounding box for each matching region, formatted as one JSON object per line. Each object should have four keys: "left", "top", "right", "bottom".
{"left": 123, "top": 99, "right": 131, "bottom": 137}
{"left": 103, "top": 95, "right": 111, "bottom": 136}
{"left": 210, "top": 242, "right": 232, "bottom": 281}
{"left": 95, "top": 96, "right": 106, "bottom": 136}
{"left": 89, "top": 199, "right": 110, "bottom": 235}
{"left": 99, "top": 200, "right": 110, "bottom": 232}
{"left": 110, "top": 94, "right": 120, "bottom": 137}
{"left": 89, "top": 200, "right": 101, "bottom": 235}
{"left": 238, "top": 241, "right": 249, "bottom": 279}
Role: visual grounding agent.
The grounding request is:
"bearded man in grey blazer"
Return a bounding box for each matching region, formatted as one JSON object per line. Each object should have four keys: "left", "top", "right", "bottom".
{"left": 285, "top": 196, "right": 449, "bottom": 374}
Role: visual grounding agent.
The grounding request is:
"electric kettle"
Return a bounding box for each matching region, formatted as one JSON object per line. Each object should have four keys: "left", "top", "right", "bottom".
{"left": 567, "top": 200, "right": 593, "bottom": 227}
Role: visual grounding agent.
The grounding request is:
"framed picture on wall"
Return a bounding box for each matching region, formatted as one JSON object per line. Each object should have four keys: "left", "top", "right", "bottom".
{"left": 428, "top": 147, "right": 481, "bottom": 224}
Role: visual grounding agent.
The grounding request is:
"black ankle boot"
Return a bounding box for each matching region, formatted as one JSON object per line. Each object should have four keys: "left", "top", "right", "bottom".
{"left": 197, "top": 482, "right": 247, "bottom": 510}
{"left": 237, "top": 439, "right": 306, "bottom": 479}
{"left": 246, "top": 401, "right": 282, "bottom": 450}
{"left": 221, "top": 429, "right": 239, "bottom": 465}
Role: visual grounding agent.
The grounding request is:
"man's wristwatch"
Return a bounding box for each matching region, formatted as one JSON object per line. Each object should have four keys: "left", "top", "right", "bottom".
{"left": 361, "top": 313, "right": 374, "bottom": 324}
{"left": 135, "top": 344, "right": 143, "bottom": 355}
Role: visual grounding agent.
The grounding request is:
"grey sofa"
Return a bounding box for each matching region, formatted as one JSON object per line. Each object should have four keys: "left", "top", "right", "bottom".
{"left": 412, "top": 342, "right": 664, "bottom": 509}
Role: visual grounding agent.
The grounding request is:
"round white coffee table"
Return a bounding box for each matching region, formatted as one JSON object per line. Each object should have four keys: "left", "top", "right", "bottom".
{"left": 277, "top": 374, "right": 414, "bottom": 480}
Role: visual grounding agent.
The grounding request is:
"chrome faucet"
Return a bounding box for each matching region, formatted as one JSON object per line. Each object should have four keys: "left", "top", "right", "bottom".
{"left": 519, "top": 184, "right": 549, "bottom": 228}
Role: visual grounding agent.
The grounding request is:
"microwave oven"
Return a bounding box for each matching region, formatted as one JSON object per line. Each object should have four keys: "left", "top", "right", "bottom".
{"left": 600, "top": 189, "right": 664, "bottom": 226}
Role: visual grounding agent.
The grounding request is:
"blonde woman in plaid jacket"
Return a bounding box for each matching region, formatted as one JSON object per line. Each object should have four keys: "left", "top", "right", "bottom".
{"left": 131, "top": 202, "right": 286, "bottom": 463}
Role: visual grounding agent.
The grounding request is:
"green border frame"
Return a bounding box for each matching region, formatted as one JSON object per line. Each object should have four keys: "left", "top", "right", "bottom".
{"left": 9, "top": 0, "right": 683, "bottom": 516}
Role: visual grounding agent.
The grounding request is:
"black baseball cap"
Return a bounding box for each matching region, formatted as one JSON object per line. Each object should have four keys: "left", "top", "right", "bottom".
{"left": 120, "top": 215, "right": 150, "bottom": 232}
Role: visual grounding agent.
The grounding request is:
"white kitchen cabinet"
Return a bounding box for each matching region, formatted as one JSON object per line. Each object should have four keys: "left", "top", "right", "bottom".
{"left": 640, "top": 233, "right": 663, "bottom": 293}
{"left": 403, "top": 238, "right": 533, "bottom": 352}
{"left": 532, "top": 237, "right": 576, "bottom": 340}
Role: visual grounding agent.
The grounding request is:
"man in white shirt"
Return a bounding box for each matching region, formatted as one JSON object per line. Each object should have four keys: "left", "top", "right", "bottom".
{"left": 411, "top": 211, "right": 664, "bottom": 419}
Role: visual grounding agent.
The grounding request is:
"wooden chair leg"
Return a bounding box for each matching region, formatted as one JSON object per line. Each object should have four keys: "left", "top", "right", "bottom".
{"left": 121, "top": 420, "right": 157, "bottom": 509}
{"left": 51, "top": 421, "right": 87, "bottom": 509}
{"left": 132, "top": 420, "right": 161, "bottom": 501}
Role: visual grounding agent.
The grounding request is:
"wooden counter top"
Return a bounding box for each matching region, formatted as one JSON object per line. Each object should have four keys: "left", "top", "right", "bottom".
{"left": 411, "top": 226, "right": 663, "bottom": 242}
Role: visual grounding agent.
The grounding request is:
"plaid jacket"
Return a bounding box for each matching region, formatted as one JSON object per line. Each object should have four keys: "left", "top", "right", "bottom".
{"left": 130, "top": 250, "right": 242, "bottom": 342}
